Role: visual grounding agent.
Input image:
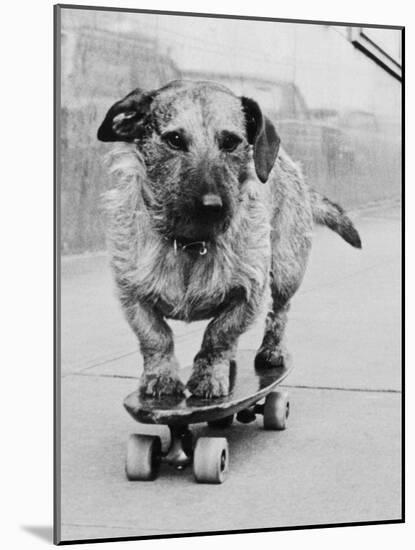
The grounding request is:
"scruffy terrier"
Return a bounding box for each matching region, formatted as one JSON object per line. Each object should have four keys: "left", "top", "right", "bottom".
{"left": 97, "top": 80, "right": 361, "bottom": 398}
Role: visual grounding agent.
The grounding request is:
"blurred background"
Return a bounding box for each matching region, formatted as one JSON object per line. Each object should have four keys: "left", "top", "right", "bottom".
{"left": 59, "top": 9, "right": 402, "bottom": 254}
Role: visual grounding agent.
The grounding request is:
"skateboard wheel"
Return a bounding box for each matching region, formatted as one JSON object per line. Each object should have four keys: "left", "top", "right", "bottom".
{"left": 208, "top": 414, "right": 234, "bottom": 429}
{"left": 263, "top": 391, "right": 290, "bottom": 430}
{"left": 193, "top": 437, "right": 229, "bottom": 484}
{"left": 125, "top": 434, "right": 162, "bottom": 481}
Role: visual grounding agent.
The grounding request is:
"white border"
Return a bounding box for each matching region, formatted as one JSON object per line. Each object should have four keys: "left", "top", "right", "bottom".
{"left": 1, "top": 1, "right": 410, "bottom": 549}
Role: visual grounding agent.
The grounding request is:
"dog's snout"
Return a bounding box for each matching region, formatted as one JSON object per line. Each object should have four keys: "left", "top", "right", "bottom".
{"left": 202, "top": 193, "right": 223, "bottom": 208}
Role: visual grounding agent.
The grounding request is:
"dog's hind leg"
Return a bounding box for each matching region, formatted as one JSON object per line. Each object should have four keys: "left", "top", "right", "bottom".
{"left": 255, "top": 289, "right": 290, "bottom": 369}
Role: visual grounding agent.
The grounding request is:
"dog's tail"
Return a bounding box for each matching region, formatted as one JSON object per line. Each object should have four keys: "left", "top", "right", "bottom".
{"left": 310, "top": 189, "right": 362, "bottom": 249}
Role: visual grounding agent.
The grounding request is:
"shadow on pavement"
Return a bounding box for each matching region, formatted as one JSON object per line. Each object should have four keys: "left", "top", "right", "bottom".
{"left": 21, "top": 525, "right": 53, "bottom": 543}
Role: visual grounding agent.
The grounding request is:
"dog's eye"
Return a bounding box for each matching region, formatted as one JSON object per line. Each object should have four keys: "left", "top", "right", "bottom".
{"left": 220, "top": 133, "right": 242, "bottom": 153}
{"left": 162, "top": 131, "right": 188, "bottom": 151}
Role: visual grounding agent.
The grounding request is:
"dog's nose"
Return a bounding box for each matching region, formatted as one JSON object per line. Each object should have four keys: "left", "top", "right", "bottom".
{"left": 201, "top": 193, "right": 223, "bottom": 208}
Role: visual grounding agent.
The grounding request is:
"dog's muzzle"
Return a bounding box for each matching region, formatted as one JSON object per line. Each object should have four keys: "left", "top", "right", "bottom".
{"left": 194, "top": 193, "right": 226, "bottom": 223}
{"left": 166, "top": 192, "right": 231, "bottom": 249}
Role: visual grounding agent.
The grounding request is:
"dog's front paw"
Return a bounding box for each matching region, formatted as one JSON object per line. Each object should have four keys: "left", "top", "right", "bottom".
{"left": 186, "top": 359, "right": 230, "bottom": 398}
{"left": 140, "top": 362, "right": 185, "bottom": 398}
{"left": 255, "top": 346, "right": 287, "bottom": 369}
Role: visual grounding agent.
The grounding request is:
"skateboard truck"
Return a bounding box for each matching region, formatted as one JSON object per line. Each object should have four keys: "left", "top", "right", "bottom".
{"left": 236, "top": 402, "right": 271, "bottom": 423}
{"left": 163, "top": 426, "right": 193, "bottom": 469}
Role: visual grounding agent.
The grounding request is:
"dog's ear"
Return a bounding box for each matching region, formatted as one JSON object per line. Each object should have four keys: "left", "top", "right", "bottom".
{"left": 241, "top": 96, "right": 280, "bottom": 183}
{"left": 97, "top": 88, "right": 154, "bottom": 142}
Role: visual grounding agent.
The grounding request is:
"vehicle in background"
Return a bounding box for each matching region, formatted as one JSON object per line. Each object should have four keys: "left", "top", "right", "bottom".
{"left": 310, "top": 108, "right": 401, "bottom": 195}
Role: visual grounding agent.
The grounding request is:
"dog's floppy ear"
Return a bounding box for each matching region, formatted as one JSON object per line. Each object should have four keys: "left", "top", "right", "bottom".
{"left": 241, "top": 96, "right": 280, "bottom": 183}
{"left": 97, "top": 88, "right": 154, "bottom": 142}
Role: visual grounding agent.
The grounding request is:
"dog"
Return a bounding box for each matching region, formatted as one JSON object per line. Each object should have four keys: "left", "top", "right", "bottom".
{"left": 97, "top": 79, "right": 361, "bottom": 398}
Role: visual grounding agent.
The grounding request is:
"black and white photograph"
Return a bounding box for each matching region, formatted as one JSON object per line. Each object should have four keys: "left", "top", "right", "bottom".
{"left": 55, "top": 4, "right": 403, "bottom": 545}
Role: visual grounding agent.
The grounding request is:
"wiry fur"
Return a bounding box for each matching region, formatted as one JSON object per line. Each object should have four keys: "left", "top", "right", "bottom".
{"left": 104, "top": 144, "right": 270, "bottom": 322}
{"left": 98, "top": 80, "right": 361, "bottom": 398}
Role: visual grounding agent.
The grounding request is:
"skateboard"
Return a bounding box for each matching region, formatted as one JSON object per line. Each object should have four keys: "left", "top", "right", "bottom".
{"left": 123, "top": 350, "right": 292, "bottom": 484}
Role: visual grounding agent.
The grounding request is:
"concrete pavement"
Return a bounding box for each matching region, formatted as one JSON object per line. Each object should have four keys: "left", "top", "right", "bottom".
{"left": 58, "top": 201, "right": 402, "bottom": 542}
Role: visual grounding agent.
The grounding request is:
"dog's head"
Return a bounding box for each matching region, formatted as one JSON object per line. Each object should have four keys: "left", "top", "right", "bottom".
{"left": 98, "top": 80, "right": 280, "bottom": 242}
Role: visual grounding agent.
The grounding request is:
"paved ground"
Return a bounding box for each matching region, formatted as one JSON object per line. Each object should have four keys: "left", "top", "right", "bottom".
{"left": 58, "top": 202, "right": 402, "bottom": 542}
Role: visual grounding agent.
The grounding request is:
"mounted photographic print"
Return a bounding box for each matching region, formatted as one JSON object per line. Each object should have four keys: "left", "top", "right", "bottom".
{"left": 54, "top": 4, "right": 404, "bottom": 544}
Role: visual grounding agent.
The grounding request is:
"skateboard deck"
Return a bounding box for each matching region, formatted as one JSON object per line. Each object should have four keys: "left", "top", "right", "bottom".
{"left": 124, "top": 350, "right": 292, "bottom": 425}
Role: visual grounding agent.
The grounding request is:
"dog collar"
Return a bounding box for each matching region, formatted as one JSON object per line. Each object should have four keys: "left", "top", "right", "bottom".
{"left": 173, "top": 239, "right": 208, "bottom": 256}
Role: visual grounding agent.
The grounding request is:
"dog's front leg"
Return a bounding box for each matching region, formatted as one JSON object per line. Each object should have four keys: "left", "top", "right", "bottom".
{"left": 187, "top": 293, "right": 257, "bottom": 398}
{"left": 123, "top": 299, "right": 185, "bottom": 397}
